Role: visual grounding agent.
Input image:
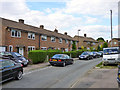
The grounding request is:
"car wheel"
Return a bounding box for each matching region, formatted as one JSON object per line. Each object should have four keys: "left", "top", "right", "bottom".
{"left": 62, "top": 62, "right": 66, "bottom": 67}
{"left": 16, "top": 71, "right": 23, "bottom": 80}
{"left": 71, "top": 61, "right": 74, "bottom": 64}
{"left": 51, "top": 64, "right": 54, "bottom": 66}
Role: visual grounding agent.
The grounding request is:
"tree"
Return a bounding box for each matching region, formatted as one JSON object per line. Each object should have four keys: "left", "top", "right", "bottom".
{"left": 102, "top": 42, "right": 108, "bottom": 48}
{"left": 97, "top": 45, "right": 101, "bottom": 51}
{"left": 72, "top": 41, "right": 77, "bottom": 51}
{"left": 97, "top": 37, "right": 105, "bottom": 42}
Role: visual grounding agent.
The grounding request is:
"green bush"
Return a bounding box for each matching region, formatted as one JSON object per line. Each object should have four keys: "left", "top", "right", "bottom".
{"left": 28, "top": 50, "right": 47, "bottom": 64}
{"left": 28, "top": 49, "right": 83, "bottom": 64}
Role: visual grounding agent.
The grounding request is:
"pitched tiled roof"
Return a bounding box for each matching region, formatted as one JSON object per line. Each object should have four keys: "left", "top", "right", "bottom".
{"left": 1, "top": 17, "right": 76, "bottom": 41}
{"left": 74, "top": 35, "right": 98, "bottom": 43}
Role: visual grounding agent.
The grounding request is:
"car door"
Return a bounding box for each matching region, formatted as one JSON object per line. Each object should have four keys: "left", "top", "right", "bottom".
{"left": 2, "top": 60, "right": 14, "bottom": 81}
{"left": 66, "top": 55, "right": 71, "bottom": 64}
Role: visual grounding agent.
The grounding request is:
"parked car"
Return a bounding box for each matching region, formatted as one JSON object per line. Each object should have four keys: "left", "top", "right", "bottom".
{"left": 91, "top": 52, "right": 100, "bottom": 58}
{"left": 79, "top": 52, "right": 93, "bottom": 60}
{"left": 98, "top": 51, "right": 103, "bottom": 57}
{"left": 49, "top": 54, "right": 74, "bottom": 67}
{"left": 0, "top": 59, "right": 23, "bottom": 83}
{"left": 117, "top": 64, "right": 120, "bottom": 88}
{"left": 0, "top": 52, "right": 29, "bottom": 66}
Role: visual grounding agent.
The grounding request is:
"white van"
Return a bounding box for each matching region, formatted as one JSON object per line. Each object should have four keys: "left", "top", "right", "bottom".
{"left": 102, "top": 47, "right": 120, "bottom": 65}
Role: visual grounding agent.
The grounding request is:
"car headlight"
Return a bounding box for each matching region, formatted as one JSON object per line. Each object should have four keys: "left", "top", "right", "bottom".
{"left": 18, "top": 60, "right": 22, "bottom": 63}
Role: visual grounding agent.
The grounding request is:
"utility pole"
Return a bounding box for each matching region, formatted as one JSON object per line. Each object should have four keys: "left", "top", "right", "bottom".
{"left": 78, "top": 29, "right": 81, "bottom": 50}
{"left": 110, "top": 10, "right": 113, "bottom": 47}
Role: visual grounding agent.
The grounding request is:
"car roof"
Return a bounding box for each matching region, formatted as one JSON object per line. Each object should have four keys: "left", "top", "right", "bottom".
{"left": 54, "top": 54, "right": 68, "bottom": 56}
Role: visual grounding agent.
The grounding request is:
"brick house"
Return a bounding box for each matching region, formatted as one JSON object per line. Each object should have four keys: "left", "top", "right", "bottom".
{"left": 74, "top": 34, "right": 99, "bottom": 50}
{"left": 108, "top": 38, "right": 120, "bottom": 47}
{"left": 0, "top": 18, "right": 78, "bottom": 57}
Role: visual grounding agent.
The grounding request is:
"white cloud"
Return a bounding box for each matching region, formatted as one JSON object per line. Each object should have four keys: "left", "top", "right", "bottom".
{"left": 0, "top": 0, "right": 118, "bottom": 41}
{"left": 64, "top": 0, "right": 119, "bottom": 17}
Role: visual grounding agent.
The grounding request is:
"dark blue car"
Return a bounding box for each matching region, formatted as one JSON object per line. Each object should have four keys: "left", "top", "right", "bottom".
{"left": 117, "top": 64, "right": 120, "bottom": 88}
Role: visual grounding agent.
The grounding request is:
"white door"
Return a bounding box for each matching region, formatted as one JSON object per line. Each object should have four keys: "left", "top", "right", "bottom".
{"left": 19, "top": 48, "right": 24, "bottom": 56}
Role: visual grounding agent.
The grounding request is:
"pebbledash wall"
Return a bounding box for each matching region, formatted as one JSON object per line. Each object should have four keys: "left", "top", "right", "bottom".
{"left": 0, "top": 17, "right": 78, "bottom": 57}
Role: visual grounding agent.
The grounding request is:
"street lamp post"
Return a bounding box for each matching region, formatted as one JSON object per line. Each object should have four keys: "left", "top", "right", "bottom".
{"left": 78, "top": 29, "right": 81, "bottom": 50}
{"left": 110, "top": 10, "right": 113, "bottom": 47}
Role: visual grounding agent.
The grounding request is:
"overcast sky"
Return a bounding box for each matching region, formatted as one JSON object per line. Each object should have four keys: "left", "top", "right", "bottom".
{"left": 0, "top": 0, "right": 119, "bottom": 41}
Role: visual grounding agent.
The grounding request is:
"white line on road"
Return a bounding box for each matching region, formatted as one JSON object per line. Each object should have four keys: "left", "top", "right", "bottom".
{"left": 23, "top": 66, "right": 52, "bottom": 76}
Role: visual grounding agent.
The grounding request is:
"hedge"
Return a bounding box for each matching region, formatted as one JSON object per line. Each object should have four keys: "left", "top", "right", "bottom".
{"left": 28, "top": 50, "right": 83, "bottom": 64}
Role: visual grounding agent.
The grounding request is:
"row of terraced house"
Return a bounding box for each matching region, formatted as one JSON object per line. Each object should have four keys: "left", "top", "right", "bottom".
{"left": 0, "top": 17, "right": 104, "bottom": 57}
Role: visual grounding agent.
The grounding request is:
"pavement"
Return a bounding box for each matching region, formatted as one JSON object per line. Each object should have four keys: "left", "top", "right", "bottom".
{"left": 23, "top": 58, "right": 79, "bottom": 73}
{"left": 73, "top": 68, "right": 118, "bottom": 88}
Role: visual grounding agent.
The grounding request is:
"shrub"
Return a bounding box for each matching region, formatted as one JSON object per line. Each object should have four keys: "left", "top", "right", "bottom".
{"left": 28, "top": 50, "right": 47, "bottom": 64}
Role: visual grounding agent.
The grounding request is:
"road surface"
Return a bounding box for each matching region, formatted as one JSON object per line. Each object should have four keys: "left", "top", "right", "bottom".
{"left": 2, "top": 58, "right": 101, "bottom": 88}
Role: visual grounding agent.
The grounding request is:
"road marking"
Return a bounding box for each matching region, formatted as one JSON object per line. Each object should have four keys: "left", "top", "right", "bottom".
{"left": 23, "top": 66, "right": 52, "bottom": 76}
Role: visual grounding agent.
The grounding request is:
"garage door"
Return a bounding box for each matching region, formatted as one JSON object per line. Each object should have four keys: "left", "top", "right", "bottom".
{"left": 0, "top": 47, "right": 6, "bottom": 52}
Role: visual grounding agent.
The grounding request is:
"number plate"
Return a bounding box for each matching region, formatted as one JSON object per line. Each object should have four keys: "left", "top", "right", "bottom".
{"left": 52, "top": 59, "right": 57, "bottom": 61}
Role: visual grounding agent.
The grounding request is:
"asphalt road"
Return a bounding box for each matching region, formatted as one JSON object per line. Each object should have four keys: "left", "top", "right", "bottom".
{"left": 2, "top": 58, "right": 101, "bottom": 88}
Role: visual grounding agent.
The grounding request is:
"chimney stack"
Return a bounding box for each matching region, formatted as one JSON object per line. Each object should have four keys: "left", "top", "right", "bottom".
{"left": 54, "top": 29, "right": 58, "bottom": 33}
{"left": 40, "top": 25, "right": 44, "bottom": 29}
{"left": 64, "top": 32, "right": 67, "bottom": 35}
{"left": 19, "top": 19, "right": 24, "bottom": 24}
{"left": 84, "top": 34, "right": 87, "bottom": 37}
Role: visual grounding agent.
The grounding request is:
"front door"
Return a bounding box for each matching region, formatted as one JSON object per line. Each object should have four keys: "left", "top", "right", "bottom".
{"left": 19, "top": 48, "right": 24, "bottom": 56}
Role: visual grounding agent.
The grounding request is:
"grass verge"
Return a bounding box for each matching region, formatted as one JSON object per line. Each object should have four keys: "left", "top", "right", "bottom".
{"left": 95, "top": 62, "right": 117, "bottom": 69}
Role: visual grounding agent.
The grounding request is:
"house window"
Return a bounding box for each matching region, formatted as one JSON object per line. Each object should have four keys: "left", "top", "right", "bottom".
{"left": 9, "top": 45, "right": 13, "bottom": 52}
{"left": 11, "top": 29, "right": 21, "bottom": 38}
{"left": 41, "top": 35, "right": 47, "bottom": 41}
{"left": 71, "top": 41, "right": 73, "bottom": 44}
{"left": 41, "top": 47, "right": 47, "bottom": 50}
{"left": 114, "top": 42, "right": 117, "bottom": 45}
{"left": 76, "top": 42, "right": 77, "bottom": 45}
{"left": 59, "top": 38, "right": 62, "bottom": 43}
{"left": 28, "top": 33, "right": 35, "bottom": 40}
{"left": 65, "top": 40, "right": 68, "bottom": 44}
{"left": 51, "top": 37, "right": 56, "bottom": 42}
{"left": 28, "top": 46, "right": 35, "bottom": 52}
{"left": 93, "top": 43, "right": 96, "bottom": 45}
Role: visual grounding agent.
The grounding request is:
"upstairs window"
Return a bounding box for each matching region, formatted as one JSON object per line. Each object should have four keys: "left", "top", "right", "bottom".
{"left": 28, "top": 33, "right": 35, "bottom": 40}
{"left": 51, "top": 37, "right": 56, "bottom": 42}
{"left": 59, "top": 38, "right": 62, "bottom": 43}
{"left": 11, "top": 29, "right": 21, "bottom": 38}
{"left": 65, "top": 40, "right": 68, "bottom": 44}
{"left": 41, "top": 35, "right": 47, "bottom": 41}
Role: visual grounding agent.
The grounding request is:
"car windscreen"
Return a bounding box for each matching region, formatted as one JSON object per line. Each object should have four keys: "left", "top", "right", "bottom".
{"left": 103, "top": 48, "right": 119, "bottom": 55}
{"left": 81, "top": 52, "right": 89, "bottom": 55}
{"left": 52, "top": 55, "right": 64, "bottom": 59}
{"left": 12, "top": 52, "right": 22, "bottom": 57}
{"left": 0, "top": 52, "right": 12, "bottom": 56}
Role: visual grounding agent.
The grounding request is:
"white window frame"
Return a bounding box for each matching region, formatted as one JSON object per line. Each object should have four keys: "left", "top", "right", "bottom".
{"left": 65, "top": 39, "right": 68, "bottom": 44}
{"left": 9, "top": 45, "right": 13, "bottom": 52}
{"left": 51, "top": 37, "right": 56, "bottom": 42}
{"left": 11, "top": 29, "right": 21, "bottom": 38}
{"left": 28, "top": 33, "right": 35, "bottom": 40}
{"left": 93, "top": 42, "right": 96, "bottom": 45}
{"left": 41, "top": 47, "right": 47, "bottom": 50}
{"left": 41, "top": 35, "right": 47, "bottom": 41}
{"left": 59, "top": 38, "right": 62, "bottom": 43}
{"left": 114, "top": 42, "right": 117, "bottom": 45}
{"left": 28, "top": 46, "right": 35, "bottom": 52}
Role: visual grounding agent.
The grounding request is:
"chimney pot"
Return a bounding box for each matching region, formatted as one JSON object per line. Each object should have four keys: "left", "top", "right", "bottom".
{"left": 40, "top": 25, "right": 44, "bottom": 29}
{"left": 64, "top": 32, "right": 67, "bottom": 35}
{"left": 19, "top": 19, "right": 24, "bottom": 24}
{"left": 84, "top": 34, "right": 87, "bottom": 37}
{"left": 54, "top": 29, "right": 58, "bottom": 33}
